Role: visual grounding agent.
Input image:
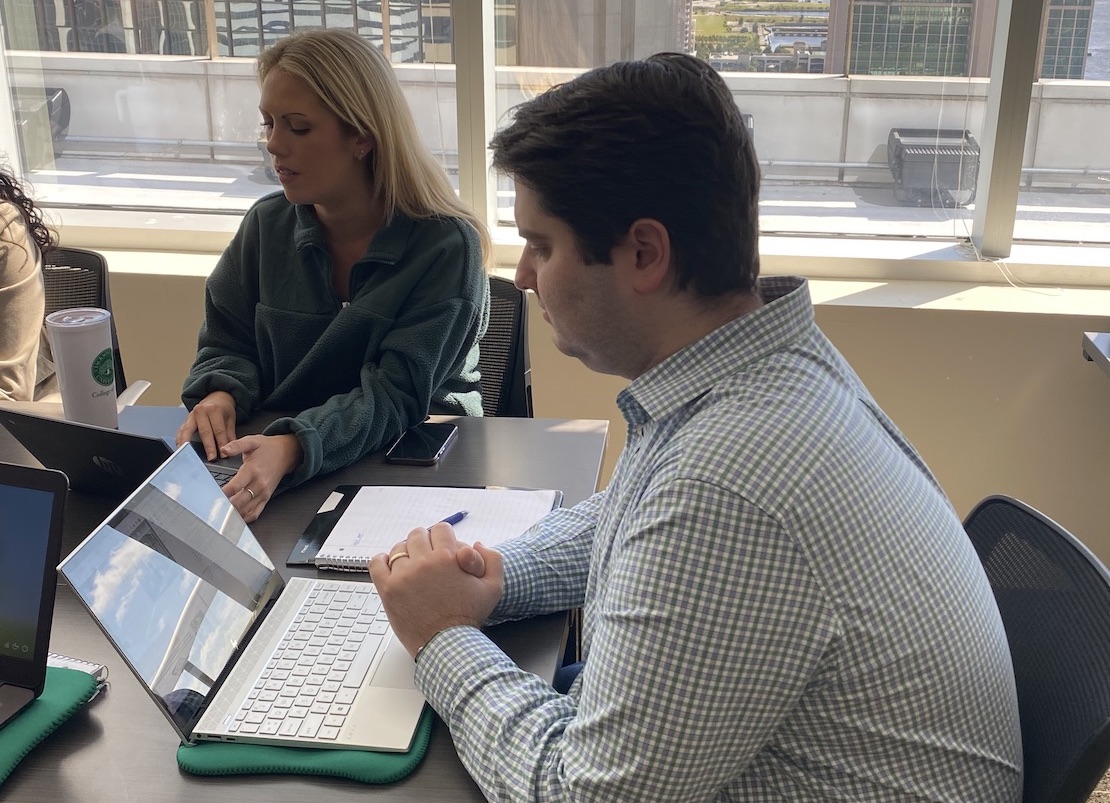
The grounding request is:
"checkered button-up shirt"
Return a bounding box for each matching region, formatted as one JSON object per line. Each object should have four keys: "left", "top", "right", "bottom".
{"left": 417, "top": 276, "right": 1022, "bottom": 803}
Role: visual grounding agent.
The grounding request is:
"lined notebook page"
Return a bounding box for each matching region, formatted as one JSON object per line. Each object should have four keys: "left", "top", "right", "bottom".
{"left": 314, "top": 485, "right": 560, "bottom": 571}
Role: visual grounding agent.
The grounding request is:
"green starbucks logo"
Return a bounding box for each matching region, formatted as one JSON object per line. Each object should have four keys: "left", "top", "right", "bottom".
{"left": 91, "top": 349, "right": 115, "bottom": 387}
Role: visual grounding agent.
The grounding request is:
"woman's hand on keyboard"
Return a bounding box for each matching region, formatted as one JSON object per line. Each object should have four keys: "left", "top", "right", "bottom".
{"left": 220, "top": 433, "right": 303, "bottom": 523}
{"left": 177, "top": 390, "right": 236, "bottom": 460}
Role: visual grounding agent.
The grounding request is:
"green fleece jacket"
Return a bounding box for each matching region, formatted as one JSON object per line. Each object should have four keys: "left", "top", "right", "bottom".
{"left": 181, "top": 192, "right": 488, "bottom": 487}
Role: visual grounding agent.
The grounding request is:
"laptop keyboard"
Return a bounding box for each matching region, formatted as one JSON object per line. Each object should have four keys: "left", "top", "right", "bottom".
{"left": 207, "top": 467, "right": 235, "bottom": 487}
{"left": 227, "top": 581, "right": 390, "bottom": 740}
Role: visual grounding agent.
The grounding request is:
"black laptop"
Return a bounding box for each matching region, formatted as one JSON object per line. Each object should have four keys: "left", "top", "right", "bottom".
{"left": 0, "top": 407, "right": 241, "bottom": 498}
{"left": 0, "top": 461, "right": 67, "bottom": 729}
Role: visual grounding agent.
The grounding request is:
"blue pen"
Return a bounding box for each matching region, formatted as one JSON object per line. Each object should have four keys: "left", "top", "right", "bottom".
{"left": 436, "top": 510, "right": 469, "bottom": 527}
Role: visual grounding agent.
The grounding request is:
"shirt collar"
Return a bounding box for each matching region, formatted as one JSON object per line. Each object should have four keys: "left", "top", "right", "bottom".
{"left": 293, "top": 204, "right": 417, "bottom": 265}
{"left": 617, "top": 276, "right": 814, "bottom": 426}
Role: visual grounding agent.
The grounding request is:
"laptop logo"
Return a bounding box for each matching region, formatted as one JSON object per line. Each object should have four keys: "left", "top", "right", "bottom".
{"left": 91, "top": 455, "right": 125, "bottom": 476}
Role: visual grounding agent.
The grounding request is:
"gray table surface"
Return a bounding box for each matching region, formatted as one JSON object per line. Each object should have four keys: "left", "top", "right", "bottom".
{"left": 0, "top": 409, "right": 609, "bottom": 802}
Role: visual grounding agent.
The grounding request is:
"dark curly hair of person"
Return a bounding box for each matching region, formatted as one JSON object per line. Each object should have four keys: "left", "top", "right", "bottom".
{"left": 0, "top": 164, "right": 54, "bottom": 255}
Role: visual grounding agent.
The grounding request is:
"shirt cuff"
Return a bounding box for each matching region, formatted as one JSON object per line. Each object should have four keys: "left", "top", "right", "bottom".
{"left": 413, "top": 625, "right": 517, "bottom": 717}
{"left": 182, "top": 372, "right": 252, "bottom": 418}
{"left": 261, "top": 415, "right": 318, "bottom": 486}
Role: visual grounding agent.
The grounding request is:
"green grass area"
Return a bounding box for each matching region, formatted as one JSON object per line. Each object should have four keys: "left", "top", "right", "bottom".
{"left": 697, "top": 6, "right": 827, "bottom": 38}
{"left": 695, "top": 33, "right": 763, "bottom": 57}
{"left": 694, "top": 14, "right": 728, "bottom": 35}
{"left": 740, "top": 16, "right": 811, "bottom": 23}
{"left": 722, "top": 2, "right": 828, "bottom": 10}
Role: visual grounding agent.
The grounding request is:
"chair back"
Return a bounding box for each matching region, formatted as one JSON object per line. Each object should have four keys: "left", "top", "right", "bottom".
{"left": 478, "top": 275, "right": 532, "bottom": 417}
{"left": 41, "top": 246, "right": 128, "bottom": 394}
{"left": 964, "top": 495, "right": 1110, "bottom": 803}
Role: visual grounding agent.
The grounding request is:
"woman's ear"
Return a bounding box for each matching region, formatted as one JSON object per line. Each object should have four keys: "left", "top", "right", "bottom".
{"left": 355, "top": 134, "right": 374, "bottom": 161}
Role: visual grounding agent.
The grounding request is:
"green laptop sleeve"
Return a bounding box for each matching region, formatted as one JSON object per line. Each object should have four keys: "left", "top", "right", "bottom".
{"left": 176, "top": 706, "right": 434, "bottom": 784}
{"left": 0, "top": 667, "right": 98, "bottom": 786}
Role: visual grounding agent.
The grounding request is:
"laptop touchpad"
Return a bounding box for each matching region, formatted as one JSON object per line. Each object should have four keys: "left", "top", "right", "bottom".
{"left": 188, "top": 440, "right": 243, "bottom": 470}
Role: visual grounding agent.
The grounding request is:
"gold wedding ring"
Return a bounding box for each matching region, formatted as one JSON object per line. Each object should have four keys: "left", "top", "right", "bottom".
{"left": 245, "top": 487, "right": 255, "bottom": 500}
{"left": 387, "top": 551, "right": 410, "bottom": 569}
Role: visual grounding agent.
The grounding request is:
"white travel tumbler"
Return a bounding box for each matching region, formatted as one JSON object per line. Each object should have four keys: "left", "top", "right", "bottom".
{"left": 44, "top": 307, "right": 119, "bottom": 429}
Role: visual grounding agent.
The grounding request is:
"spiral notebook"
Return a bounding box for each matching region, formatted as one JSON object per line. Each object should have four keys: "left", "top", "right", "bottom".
{"left": 310, "top": 485, "right": 562, "bottom": 571}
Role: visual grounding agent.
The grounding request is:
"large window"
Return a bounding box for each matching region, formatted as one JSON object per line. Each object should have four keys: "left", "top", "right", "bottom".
{"left": 4, "top": 0, "right": 459, "bottom": 225}
{"left": 2, "top": 0, "right": 1108, "bottom": 266}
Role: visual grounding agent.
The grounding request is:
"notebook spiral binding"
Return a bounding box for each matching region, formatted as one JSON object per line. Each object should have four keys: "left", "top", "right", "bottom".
{"left": 316, "top": 554, "right": 371, "bottom": 572}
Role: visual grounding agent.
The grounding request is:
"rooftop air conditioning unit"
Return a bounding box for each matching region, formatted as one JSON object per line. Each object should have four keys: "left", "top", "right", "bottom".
{"left": 887, "top": 128, "right": 980, "bottom": 207}
{"left": 11, "top": 86, "right": 70, "bottom": 171}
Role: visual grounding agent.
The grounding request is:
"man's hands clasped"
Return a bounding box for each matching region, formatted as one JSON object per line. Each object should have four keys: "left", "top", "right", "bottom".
{"left": 370, "top": 523, "right": 504, "bottom": 660}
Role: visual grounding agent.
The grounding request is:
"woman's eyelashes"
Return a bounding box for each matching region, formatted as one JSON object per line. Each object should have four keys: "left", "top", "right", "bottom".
{"left": 259, "top": 120, "right": 310, "bottom": 135}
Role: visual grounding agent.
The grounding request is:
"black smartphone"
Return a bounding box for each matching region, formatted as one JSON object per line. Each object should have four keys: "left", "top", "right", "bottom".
{"left": 385, "top": 422, "right": 459, "bottom": 466}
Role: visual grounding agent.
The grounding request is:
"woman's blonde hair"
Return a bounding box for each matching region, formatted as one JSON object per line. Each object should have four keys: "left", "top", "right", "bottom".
{"left": 258, "top": 29, "right": 491, "bottom": 265}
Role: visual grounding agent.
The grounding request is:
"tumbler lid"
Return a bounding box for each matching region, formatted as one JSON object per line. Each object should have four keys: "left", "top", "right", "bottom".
{"left": 44, "top": 307, "right": 111, "bottom": 327}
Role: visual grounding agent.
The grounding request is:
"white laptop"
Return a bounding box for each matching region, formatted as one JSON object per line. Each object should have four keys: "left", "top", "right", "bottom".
{"left": 57, "top": 443, "right": 425, "bottom": 752}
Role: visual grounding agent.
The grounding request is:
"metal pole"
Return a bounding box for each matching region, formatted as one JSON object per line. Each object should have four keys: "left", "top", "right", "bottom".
{"left": 203, "top": 0, "right": 219, "bottom": 57}
{"left": 971, "top": 0, "right": 1044, "bottom": 257}
{"left": 452, "top": 1, "right": 496, "bottom": 227}
{"left": 382, "top": 0, "right": 391, "bottom": 60}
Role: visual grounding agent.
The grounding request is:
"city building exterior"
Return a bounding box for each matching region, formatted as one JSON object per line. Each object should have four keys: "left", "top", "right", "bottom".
{"left": 824, "top": 0, "right": 1092, "bottom": 78}
{"left": 22, "top": 0, "right": 1087, "bottom": 79}
{"left": 1041, "top": 0, "right": 1096, "bottom": 77}
{"left": 17, "top": 0, "right": 691, "bottom": 67}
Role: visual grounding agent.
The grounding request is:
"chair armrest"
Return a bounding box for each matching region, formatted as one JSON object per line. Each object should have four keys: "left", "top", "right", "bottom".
{"left": 116, "top": 379, "right": 152, "bottom": 408}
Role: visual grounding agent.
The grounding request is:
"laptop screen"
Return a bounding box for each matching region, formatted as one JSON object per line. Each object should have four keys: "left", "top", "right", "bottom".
{"left": 0, "top": 461, "right": 67, "bottom": 707}
{"left": 0, "top": 485, "right": 59, "bottom": 664}
{"left": 59, "top": 445, "right": 283, "bottom": 737}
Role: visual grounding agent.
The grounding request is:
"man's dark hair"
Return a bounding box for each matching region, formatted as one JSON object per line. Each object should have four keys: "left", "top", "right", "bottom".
{"left": 490, "top": 52, "right": 760, "bottom": 296}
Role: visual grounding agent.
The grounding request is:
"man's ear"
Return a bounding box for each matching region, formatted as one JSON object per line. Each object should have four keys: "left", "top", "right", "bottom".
{"left": 624, "top": 218, "right": 672, "bottom": 294}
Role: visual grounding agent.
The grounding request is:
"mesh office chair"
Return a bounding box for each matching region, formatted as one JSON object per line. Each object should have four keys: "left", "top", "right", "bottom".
{"left": 41, "top": 246, "right": 149, "bottom": 404}
{"left": 478, "top": 275, "right": 532, "bottom": 417}
{"left": 963, "top": 495, "right": 1110, "bottom": 803}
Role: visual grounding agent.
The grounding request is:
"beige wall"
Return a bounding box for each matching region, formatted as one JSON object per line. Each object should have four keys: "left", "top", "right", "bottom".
{"left": 110, "top": 267, "right": 207, "bottom": 407}
{"left": 109, "top": 265, "right": 1110, "bottom": 565}
{"left": 814, "top": 304, "right": 1110, "bottom": 548}
{"left": 530, "top": 294, "right": 1110, "bottom": 561}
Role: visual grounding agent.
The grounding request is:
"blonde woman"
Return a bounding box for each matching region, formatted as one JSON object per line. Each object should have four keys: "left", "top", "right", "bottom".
{"left": 0, "top": 164, "right": 56, "bottom": 401}
{"left": 178, "top": 29, "right": 490, "bottom": 522}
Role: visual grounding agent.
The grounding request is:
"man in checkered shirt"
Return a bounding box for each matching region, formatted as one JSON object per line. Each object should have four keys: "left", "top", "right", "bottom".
{"left": 371, "top": 53, "right": 1022, "bottom": 802}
